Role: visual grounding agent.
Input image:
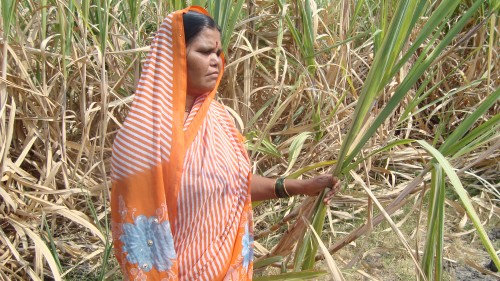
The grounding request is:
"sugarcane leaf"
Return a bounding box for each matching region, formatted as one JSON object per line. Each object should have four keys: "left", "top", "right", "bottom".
{"left": 340, "top": 0, "right": 484, "bottom": 172}
{"left": 253, "top": 270, "right": 328, "bottom": 281}
{"left": 439, "top": 87, "right": 500, "bottom": 156}
{"left": 285, "top": 132, "right": 312, "bottom": 175}
{"left": 417, "top": 140, "right": 500, "bottom": 271}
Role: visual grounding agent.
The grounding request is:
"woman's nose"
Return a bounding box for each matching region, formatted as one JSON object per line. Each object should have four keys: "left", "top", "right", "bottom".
{"left": 209, "top": 53, "right": 219, "bottom": 66}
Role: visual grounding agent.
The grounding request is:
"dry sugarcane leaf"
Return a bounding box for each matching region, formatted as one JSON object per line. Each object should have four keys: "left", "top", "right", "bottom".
{"left": 253, "top": 240, "right": 269, "bottom": 256}
{"left": 0, "top": 226, "right": 22, "bottom": 262}
{"left": 266, "top": 197, "right": 316, "bottom": 258}
{"left": 328, "top": 167, "right": 430, "bottom": 254}
{"left": 350, "top": 170, "right": 427, "bottom": 280}
{"left": 24, "top": 188, "right": 89, "bottom": 196}
{"left": 465, "top": 258, "right": 500, "bottom": 278}
{"left": 355, "top": 269, "right": 381, "bottom": 281}
{"left": 13, "top": 133, "right": 37, "bottom": 167}
{"left": 330, "top": 210, "right": 354, "bottom": 220}
{"left": 57, "top": 241, "right": 83, "bottom": 258}
{"left": 1, "top": 265, "right": 30, "bottom": 281}
{"left": 7, "top": 218, "right": 62, "bottom": 281}
{"left": 307, "top": 222, "right": 346, "bottom": 281}
{"left": 52, "top": 209, "right": 106, "bottom": 243}
{"left": 5, "top": 159, "right": 38, "bottom": 181}
{"left": 26, "top": 266, "right": 44, "bottom": 281}
{"left": 61, "top": 248, "right": 104, "bottom": 278}
{"left": 42, "top": 161, "right": 62, "bottom": 188}
{"left": 7, "top": 173, "right": 51, "bottom": 191}
{"left": 19, "top": 193, "right": 106, "bottom": 242}
{"left": 255, "top": 203, "right": 302, "bottom": 240}
{"left": 0, "top": 183, "right": 17, "bottom": 211}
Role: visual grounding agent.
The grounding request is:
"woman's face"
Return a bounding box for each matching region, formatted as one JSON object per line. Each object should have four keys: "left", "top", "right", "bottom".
{"left": 186, "top": 27, "right": 222, "bottom": 97}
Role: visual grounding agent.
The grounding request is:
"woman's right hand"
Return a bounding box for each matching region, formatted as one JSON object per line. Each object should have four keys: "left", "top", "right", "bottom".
{"left": 287, "top": 175, "right": 341, "bottom": 203}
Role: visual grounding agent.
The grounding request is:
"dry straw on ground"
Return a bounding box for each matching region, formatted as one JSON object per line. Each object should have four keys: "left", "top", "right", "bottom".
{"left": 0, "top": 0, "right": 499, "bottom": 280}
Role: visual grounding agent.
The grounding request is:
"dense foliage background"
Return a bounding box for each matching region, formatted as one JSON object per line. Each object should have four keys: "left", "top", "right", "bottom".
{"left": 0, "top": 0, "right": 498, "bottom": 280}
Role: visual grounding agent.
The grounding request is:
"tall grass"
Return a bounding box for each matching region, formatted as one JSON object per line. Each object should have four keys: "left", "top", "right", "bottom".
{"left": 0, "top": 0, "right": 16, "bottom": 177}
{"left": 262, "top": 1, "right": 498, "bottom": 278}
{"left": 0, "top": 0, "right": 498, "bottom": 280}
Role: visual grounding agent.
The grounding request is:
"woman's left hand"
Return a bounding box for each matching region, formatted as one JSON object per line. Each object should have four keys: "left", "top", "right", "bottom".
{"left": 287, "top": 175, "right": 341, "bottom": 204}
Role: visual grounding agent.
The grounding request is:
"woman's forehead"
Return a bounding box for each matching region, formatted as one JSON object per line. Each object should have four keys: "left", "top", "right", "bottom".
{"left": 190, "top": 28, "right": 221, "bottom": 47}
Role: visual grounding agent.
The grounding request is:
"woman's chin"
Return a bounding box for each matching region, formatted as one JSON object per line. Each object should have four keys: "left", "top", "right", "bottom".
{"left": 187, "top": 88, "right": 216, "bottom": 97}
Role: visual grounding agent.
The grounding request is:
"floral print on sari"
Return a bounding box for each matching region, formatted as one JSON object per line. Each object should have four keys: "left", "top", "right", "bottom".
{"left": 120, "top": 215, "right": 177, "bottom": 272}
{"left": 242, "top": 223, "right": 253, "bottom": 270}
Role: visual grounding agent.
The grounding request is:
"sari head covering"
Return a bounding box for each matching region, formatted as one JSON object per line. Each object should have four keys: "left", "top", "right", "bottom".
{"left": 110, "top": 6, "right": 253, "bottom": 280}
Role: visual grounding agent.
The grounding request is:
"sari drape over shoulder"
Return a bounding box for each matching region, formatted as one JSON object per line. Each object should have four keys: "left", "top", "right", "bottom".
{"left": 110, "top": 6, "right": 253, "bottom": 280}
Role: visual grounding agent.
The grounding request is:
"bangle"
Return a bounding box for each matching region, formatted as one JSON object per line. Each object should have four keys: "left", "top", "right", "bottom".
{"left": 275, "top": 177, "right": 290, "bottom": 198}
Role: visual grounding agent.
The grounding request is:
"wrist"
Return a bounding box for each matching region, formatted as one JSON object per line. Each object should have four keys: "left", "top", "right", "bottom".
{"left": 283, "top": 179, "right": 304, "bottom": 196}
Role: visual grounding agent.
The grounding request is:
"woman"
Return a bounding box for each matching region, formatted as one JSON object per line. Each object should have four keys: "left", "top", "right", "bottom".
{"left": 111, "top": 6, "right": 340, "bottom": 280}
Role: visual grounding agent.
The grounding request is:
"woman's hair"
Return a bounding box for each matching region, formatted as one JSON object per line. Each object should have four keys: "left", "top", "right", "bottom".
{"left": 183, "top": 11, "right": 221, "bottom": 45}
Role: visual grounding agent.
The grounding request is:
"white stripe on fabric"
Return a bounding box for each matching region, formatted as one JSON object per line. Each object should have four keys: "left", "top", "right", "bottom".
{"left": 138, "top": 73, "right": 174, "bottom": 94}
{"left": 113, "top": 136, "right": 160, "bottom": 165}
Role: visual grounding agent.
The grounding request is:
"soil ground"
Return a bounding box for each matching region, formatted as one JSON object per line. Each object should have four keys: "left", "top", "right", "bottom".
{"left": 447, "top": 228, "right": 499, "bottom": 281}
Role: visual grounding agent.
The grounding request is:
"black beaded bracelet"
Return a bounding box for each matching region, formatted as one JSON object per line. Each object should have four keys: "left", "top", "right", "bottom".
{"left": 274, "top": 177, "right": 290, "bottom": 198}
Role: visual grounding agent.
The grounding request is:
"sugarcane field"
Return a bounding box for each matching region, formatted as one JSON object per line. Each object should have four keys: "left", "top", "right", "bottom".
{"left": 0, "top": 0, "right": 499, "bottom": 280}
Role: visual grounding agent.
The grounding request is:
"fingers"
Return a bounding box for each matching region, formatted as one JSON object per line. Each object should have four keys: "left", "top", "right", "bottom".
{"left": 332, "top": 179, "right": 341, "bottom": 191}
{"left": 323, "top": 188, "right": 337, "bottom": 204}
{"left": 322, "top": 177, "right": 341, "bottom": 204}
{"left": 305, "top": 175, "right": 342, "bottom": 202}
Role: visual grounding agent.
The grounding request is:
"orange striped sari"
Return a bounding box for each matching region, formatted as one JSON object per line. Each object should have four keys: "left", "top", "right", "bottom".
{"left": 111, "top": 6, "right": 253, "bottom": 281}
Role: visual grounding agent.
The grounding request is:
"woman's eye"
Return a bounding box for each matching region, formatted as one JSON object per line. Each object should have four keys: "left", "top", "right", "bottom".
{"left": 200, "top": 50, "right": 221, "bottom": 56}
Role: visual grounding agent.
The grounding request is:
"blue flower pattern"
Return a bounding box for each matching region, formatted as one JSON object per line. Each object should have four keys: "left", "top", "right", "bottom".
{"left": 241, "top": 223, "right": 253, "bottom": 269}
{"left": 120, "top": 215, "right": 176, "bottom": 272}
